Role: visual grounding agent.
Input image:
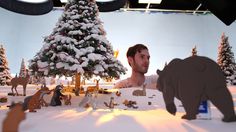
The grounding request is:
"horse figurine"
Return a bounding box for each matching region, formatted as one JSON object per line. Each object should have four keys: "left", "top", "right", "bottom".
{"left": 10, "top": 73, "right": 30, "bottom": 96}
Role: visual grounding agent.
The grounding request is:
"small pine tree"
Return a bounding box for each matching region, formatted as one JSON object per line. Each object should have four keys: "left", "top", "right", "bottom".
{"left": 217, "top": 33, "right": 236, "bottom": 85}
{"left": 19, "top": 58, "right": 27, "bottom": 77}
{"left": 191, "top": 45, "right": 197, "bottom": 56}
{"left": 0, "top": 44, "right": 12, "bottom": 85}
{"left": 29, "top": 0, "right": 126, "bottom": 79}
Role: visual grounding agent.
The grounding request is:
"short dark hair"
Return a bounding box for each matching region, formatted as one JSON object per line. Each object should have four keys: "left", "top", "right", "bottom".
{"left": 126, "top": 44, "right": 148, "bottom": 58}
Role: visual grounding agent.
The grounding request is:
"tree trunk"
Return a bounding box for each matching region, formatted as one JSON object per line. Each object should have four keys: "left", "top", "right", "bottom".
{"left": 74, "top": 73, "right": 81, "bottom": 96}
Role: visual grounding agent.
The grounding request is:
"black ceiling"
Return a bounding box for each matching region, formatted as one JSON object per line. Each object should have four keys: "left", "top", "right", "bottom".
{"left": 54, "top": 0, "right": 236, "bottom": 25}
{"left": 128, "top": 0, "right": 206, "bottom": 11}
{"left": 53, "top": 0, "right": 207, "bottom": 11}
{"left": 0, "top": 0, "right": 235, "bottom": 25}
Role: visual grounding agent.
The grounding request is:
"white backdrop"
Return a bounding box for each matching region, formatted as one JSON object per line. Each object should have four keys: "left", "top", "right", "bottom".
{"left": 0, "top": 8, "right": 236, "bottom": 79}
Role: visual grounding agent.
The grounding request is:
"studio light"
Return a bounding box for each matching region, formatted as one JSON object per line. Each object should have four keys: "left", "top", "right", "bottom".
{"left": 0, "top": 0, "right": 53, "bottom": 15}
{"left": 17, "top": 0, "right": 49, "bottom": 3}
{"left": 138, "top": 0, "right": 162, "bottom": 4}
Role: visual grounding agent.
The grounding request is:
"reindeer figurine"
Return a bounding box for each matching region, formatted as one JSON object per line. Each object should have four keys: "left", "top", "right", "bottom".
{"left": 87, "top": 79, "right": 100, "bottom": 93}
{"left": 132, "top": 83, "right": 147, "bottom": 96}
{"left": 11, "top": 71, "right": 30, "bottom": 96}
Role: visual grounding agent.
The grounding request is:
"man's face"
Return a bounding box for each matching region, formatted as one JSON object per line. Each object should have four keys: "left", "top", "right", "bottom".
{"left": 129, "top": 49, "right": 150, "bottom": 74}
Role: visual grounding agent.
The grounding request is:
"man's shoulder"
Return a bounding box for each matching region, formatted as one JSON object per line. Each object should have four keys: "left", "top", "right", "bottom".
{"left": 114, "top": 78, "right": 130, "bottom": 88}
{"left": 145, "top": 75, "right": 158, "bottom": 81}
{"left": 144, "top": 75, "right": 158, "bottom": 89}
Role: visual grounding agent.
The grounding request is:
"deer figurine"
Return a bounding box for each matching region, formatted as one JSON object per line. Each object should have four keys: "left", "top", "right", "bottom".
{"left": 132, "top": 83, "right": 147, "bottom": 96}
{"left": 11, "top": 72, "right": 30, "bottom": 96}
{"left": 87, "top": 79, "right": 100, "bottom": 93}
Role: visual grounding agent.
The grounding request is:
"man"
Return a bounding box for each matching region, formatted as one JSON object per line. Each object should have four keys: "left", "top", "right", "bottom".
{"left": 114, "top": 44, "right": 158, "bottom": 89}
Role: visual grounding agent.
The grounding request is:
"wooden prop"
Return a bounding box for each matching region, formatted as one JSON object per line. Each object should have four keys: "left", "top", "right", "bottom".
{"left": 2, "top": 103, "right": 26, "bottom": 132}
{"left": 10, "top": 73, "right": 30, "bottom": 96}
{"left": 132, "top": 83, "right": 146, "bottom": 96}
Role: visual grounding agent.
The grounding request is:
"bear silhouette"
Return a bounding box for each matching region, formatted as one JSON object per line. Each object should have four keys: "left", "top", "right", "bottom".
{"left": 50, "top": 85, "right": 65, "bottom": 106}
{"left": 156, "top": 56, "right": 236, "bottom": 122}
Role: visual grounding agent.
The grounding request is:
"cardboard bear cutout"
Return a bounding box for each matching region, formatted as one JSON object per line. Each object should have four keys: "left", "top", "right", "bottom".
{"left": 157, "top": 56, "right": 236, "bottom": 122}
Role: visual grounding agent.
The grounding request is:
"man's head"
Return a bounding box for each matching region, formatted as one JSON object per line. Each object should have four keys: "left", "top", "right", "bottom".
{"left": 126, "top": 44, "right": 150, "bottom": 74}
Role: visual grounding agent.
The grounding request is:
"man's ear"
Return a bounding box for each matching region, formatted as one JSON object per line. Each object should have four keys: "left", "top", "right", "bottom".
{"left": 127, "top": 57, "right": 133, "bottom": 67}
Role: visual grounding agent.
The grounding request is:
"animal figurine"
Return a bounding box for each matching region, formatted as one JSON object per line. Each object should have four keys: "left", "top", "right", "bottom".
{"left": 39, "top": 85, "right": 54, "bottom": 107}
{"left": 104, "top": 97, "right": 118, "bottom": 109}
{"left": 2, "top": 103, "right": 26, "bottom": 132}
{"left": 10, "top": 73, "right": 30, "bottom": 96}
{"left": 78, "top": 91, "right": 93, "bottom": 108}
{"left": 115, "top": 91, "right": 121, "bottom": 97}
{"left": 50, "top": 85, "right": 65, "bottom": 106}
{"left": 63, "top": 94, "right": 72, "bottom": 105}
{"left": 87, "top": 79, "right": 100, "bottom": 93}
{"left": 123, "top": 100, "right": 138, "bottom": 109}
{"left": 22, "top": 86, "right": 51, "bottom": 112}
{"left": 132, "top": 83, "right": 146, "bottom": 96}
{"left": 157, "top": 56, "right": 236, "bottom": 122}
{"left": 98, "top": 88, "right": 112, "bottom": 94}
{"left": 0, "top": 96, "right": 7, "bottom": 103}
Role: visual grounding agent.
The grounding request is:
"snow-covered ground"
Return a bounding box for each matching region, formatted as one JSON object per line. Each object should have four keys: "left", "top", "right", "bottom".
{"left": 0, "top": 85, "right": 236, "bottom": 132}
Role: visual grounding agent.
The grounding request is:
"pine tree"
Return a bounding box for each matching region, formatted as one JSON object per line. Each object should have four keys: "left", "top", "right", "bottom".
{"left": 191, "top": 45, "right": 197, "bottom": 56}
{"left": 0, "top": 44, "right": 12, "bottom": 85}
{"left": 29, "top": 0, "right": 126, "bottom": 79}
{"left": 217, "top": 33, "right": 236, "bottom": 84}
{"left": 19, "top": 58, "right": 27, "bottom": 77}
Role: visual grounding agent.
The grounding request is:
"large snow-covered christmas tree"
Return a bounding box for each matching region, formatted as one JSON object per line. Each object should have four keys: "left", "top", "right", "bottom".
{"left": 0, "top": 44, "right": 12, "bottom": 85}
{"left": 29, "top": 0, "right": 126, "bottom": 79}
{"left": 217, "top": 33, "right": 236, "bottom": 84}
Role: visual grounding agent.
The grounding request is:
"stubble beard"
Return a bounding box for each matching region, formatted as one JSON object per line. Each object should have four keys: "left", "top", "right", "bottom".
{"left": 133, "top": 61, "right": 148, "bottom": 74}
